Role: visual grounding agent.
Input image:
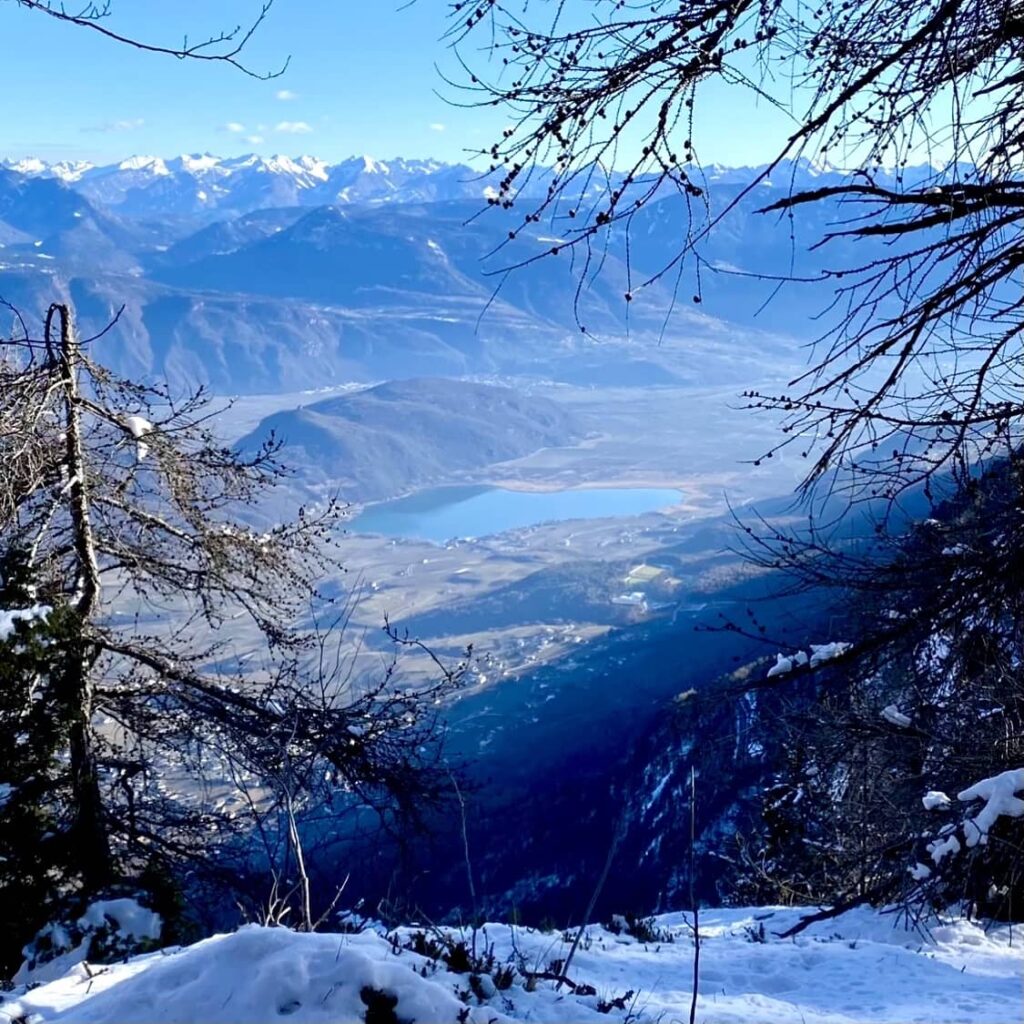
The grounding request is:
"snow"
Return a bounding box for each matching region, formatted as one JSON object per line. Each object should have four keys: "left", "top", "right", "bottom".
{"left": 644, "top": 768, "right": 674, "bottom": 810}
{"left": 924, "top": 790, "right": 953, "bottom": 810}
{"left": 927, "top": 832, "right": 962, "bottom": 865}
{"left": 9, "top": 157, "right": 48, "bottom": 174}
{"left": 265, "top": 154, "right": 317, "bottom": 180}
{"left": 0, "top": 782, "right": 13, "bottom": 810}
{"left": 178, "top": 153, "right": 221, "bottom": 173}
{"left": 50, "top": 161, "right": 94, "bottom": 182}
{"left": 122, "top": 415, "right": 153, "bottom": 461}
{"left": 809, "top": 641, "right": 851, "bottom": 666}
{"left": 296, "top": 155, "right": 330, "bottom": 181}
{"left": 16, "top": 898, "right": 161, "bottom": 987}
{"left": 0, "top": 603, "right": 52, "bottom": 642}
{"left": 360, "top": 155, "right": 389, "bottom": 174}
{"left": 768, "top": 650, "right": 809, "bottom": 676}
{"left": 881, "top": 704, "right": 912, "bottom": 728}
{"left": 3, "top": 906, "right": 1021, "bottom": 1024}
{"left": 117, "top": 156, "right": 170, "bottom": 175}
{"left": 767, "top": 653, "right": 795, "bottom": 678}
{"left": 78, "top": 898, "right": 161, "bottom": 941}
{"left": 958, "top": 768, "right": 1024, "bottom": 848}
{"left": 2, "top": 158, "right": 92, "bottom": 180}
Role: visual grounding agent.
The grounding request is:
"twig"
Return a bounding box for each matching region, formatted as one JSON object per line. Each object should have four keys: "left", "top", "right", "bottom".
{"left": 559, "top": 814, "right": 623, "bottom": 990}
{"left": 689, "top": 765, "right": 700, "bottom": 1024}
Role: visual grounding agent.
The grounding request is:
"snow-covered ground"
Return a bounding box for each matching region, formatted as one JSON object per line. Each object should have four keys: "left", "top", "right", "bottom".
{"left": 3, "top": 906, "right": 1020, "bottom": 1024}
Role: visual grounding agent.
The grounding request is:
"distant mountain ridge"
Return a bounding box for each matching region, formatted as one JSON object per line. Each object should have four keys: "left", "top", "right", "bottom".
{"left": 0, "top": 153, "right": 945, "bottom": 393}
{"left": 237, "top": 378, "right": 586, "bottom": 503}
{"left": 2, "top": 153, "right": 535, "bottom": 222}
{"left": 0, "top": 152, "right": 906, "bottom": 224}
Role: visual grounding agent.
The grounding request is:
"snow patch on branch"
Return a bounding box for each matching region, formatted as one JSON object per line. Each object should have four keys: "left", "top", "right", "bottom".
{"left": 881, "top": 705, "right": 912, "bottom": 728}
{"left": 926, "top": 832, "right": 961, "bottom": 866}
{"left": 958, "top": 768, "right": 1024, "bottom": 848}
{"left": 0, "top": 604, "right": 52, "bottom": 642}
{"left": 809, "top": 641, "right": 851, "bottom": 667}
{"left": 123, "top": 415, "right": 154, "bottom": 461}
{"left": 912, "top": 769, "right": 1023, "bottom": 881}
{"left": 765, "top": 650, "right": 809, "bottom": 679}
{"left": 762, "top": 641, "right": 850, "bottom": 681}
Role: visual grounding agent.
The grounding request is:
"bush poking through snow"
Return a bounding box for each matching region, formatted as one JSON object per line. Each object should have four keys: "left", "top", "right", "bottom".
{"left": 360, "top": 986, "right": 407, "bottom": 1024}
{"left": 604, "top": 913, "right": 674, "bottom": 945}
{"left": 16, "top": 897, "right": 162, "bottom": 986}
{"left": 2, "top": 908, "right": 1022, "bottom": 1024}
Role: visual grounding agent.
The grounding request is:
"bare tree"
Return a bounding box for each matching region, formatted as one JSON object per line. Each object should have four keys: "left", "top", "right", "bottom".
{"left": 707, "top": 454, "right": 1024, "bottom": 920}
{"left": 452, "top": 0, "right": 1024, "bottom": 505}
{"left": 451, "top": 0, "right": 1024, "bottom": 923}
{"left": 0, "top": 305, "right": 467, "bottom": 976}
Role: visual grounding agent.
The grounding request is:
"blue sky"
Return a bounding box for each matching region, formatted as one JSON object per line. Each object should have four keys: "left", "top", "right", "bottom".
{"left": 1, "top": 0, "right": 793, "bottom": 166}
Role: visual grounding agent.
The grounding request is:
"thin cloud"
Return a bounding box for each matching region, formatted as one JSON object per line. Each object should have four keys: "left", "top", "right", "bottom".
{"left": 275, "top": 121, "right": 313, "bottom": 134}
{"left": 82, "top": 117, "right": 144, "bottom": 134}
{"left": 275, "top": 89, "right": 299, "bottom": 101}
{"left": 245, "top": 135, "right": 265, "bottom": 145}
{"left": 222, "top": 122, "right": 246, "bottom": 133}
{"left": 430, "top": 123, "right": 446, "bottom": 132}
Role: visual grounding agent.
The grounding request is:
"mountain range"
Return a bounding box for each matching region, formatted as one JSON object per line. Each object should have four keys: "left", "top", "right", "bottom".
{"left": 0, "top": 153, "right": 577, "bottom": 224}
{"left": 0, "top": 152, "right": 869, "bottom": 224}
{"left": 0, "top": 152, "right": 937, "bottom": 393}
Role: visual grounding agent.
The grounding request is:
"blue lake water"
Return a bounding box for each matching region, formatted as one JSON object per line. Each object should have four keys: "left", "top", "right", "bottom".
{"left": 350, "top": 485, "right": 682, "bottom": 543}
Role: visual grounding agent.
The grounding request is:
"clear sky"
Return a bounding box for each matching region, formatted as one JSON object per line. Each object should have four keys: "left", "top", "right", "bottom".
{"left": 0, "top": 0, "right": 794, "bottom": 167}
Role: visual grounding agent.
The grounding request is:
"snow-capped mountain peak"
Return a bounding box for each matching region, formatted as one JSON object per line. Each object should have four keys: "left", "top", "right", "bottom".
{"left": 1, "top": 157, "right": 94, "bottom": 182}
{"left": 4, "top": 157, "right": 49, "bottom": 175}
{"left": 0, "top": 150, "right": 895, "bottom": 224}
{"left": 263, "top": 154, "right": 313, "bottom": 178}
{"left": 295, "top": 155, "right": 329, "bottom": 181}
{"left": 174, "top": 153, "right": 222, "bottom": 175}
{"left": 49, "top": 160, "right": 94, "bottom": 182}
{"left": 117, "top": 155, "right": 170, "bottom": 176}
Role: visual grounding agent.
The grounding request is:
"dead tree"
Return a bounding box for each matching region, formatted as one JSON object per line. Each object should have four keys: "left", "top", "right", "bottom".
{"left": 0, "top": 304, "right": 467, "bottom": 972}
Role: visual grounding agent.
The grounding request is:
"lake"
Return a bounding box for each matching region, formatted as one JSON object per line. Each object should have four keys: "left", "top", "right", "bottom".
{"left": 350, "top": 485, "right": 682, "bottom": 543}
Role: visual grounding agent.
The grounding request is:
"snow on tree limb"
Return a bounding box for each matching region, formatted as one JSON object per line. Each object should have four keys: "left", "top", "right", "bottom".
{"left": 958, "top": 769, "right": 1024, "bottom": 849}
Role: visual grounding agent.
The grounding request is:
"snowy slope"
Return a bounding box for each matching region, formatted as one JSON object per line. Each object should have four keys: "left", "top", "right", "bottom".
{"left": 3, "top": 906, "right": 1020, "bottom": 1024}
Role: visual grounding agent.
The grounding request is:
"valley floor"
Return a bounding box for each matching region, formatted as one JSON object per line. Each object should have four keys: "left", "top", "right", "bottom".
{"left": 4, "top": 906, "right": 1021, "bottom": 1024}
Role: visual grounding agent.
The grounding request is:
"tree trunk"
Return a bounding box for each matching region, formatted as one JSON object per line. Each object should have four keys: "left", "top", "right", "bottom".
{"left": 68, "top": 667, "right": 112, "bottom": 890}
{"left": 47, "top": 303, "right": 112, "bottom": 890}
